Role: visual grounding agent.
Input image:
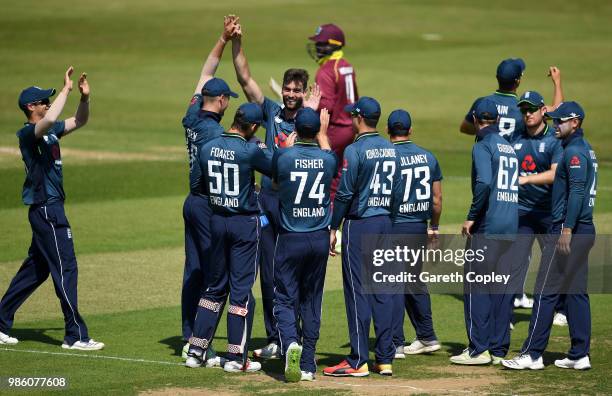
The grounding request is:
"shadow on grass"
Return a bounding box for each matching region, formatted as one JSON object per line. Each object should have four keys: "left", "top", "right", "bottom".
{"left": 442, "top": 341, "right": 467, "bottom": 356}
{"left": 11, "top": 328, "right": 64, "bottom": 346}
{"left": 542, "top": 351, "right": 566, "bottom": 365}
{"left": 159, "top": 335, "right": 184, "bottom": 357}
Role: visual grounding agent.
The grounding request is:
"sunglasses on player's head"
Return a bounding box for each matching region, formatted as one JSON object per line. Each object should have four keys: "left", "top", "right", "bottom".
{"left": 520, "top": 106, "right": 541, "bottom": 115}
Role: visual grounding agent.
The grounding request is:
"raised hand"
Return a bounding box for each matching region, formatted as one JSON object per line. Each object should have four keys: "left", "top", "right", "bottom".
{"left": 304, "top": 82, "right": 321, "bottom": 110}
{"left": 64, "top": 66, "right": 74, "bottom": 91}
{"left": 78, "top": 73, "right": 89, "bottom": 97}
{"left": 548, "top": 66, "right": 561, "bottom": 85}
{"left": 285, "top": 131, "right": 298, "bottom": 147}
{"left": 317, "top": 108, "right": 331, "bottom": 150}
{"left": 223, "top": 15, "right": 241, "bottom": 41}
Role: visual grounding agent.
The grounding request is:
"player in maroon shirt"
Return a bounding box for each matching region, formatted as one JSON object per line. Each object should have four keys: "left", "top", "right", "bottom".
{"left": 308, "top": 24, "right": 358, "bottom": 200}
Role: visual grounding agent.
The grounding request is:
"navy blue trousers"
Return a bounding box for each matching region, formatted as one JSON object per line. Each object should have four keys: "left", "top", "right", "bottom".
{"left": 512, "top": 210, "right": 553, "bottom": 298}
{"left": 391, "top": 221, "right": 437, "bottom": 346}
{"left": 189, "top": 213, "right": 260, "bottom": 362}
{"left": 0, "top": 203, "right": 89, "bottom": 344}
{"left": 521, "top": 222, "right": 595, "bottom": 360}
{"left": 181, "top": 193, "right": 212, "bottom": 341}
{"left": 273, "top": 229, "right": 328, "bottom": 373}
{"left": 342, "top": 216, "right": 395, "bottom": 368}
{"left": 463, "top": 235, "right": 513, "bottom": 357}
{"left": 257, "top": 189, "right": 280, "bottom": 345}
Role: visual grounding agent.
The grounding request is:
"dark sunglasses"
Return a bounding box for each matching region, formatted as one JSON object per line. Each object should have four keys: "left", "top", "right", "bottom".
{"left": 520, "top": 106, "right": 541, "bottom": 115}
{"left": 552, "top": 118, "right": 575, "bottom": 125}
{"left": 31, "top": 99, "right": 50, "bottom": 106}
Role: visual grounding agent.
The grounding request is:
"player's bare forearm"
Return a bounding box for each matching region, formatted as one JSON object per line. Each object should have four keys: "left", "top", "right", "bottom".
{"left": 194, "top": 37, "right": 227, "bottom": 94}
{"left": 431, "top": 181, "right": 442, "bottom": 226}
{"left": 35, "top": 87, "right": 70, "bottom": 139}
{"left": 549, "top": 66, "right": 563, "bottom": 109}
{"left": 231, "top": 37, "right": 264, "bottom": 104}
{"left": 520, "top": 165, "right": 556, "bottom": 186}
{"left": 459, "top": 120, "right": 476, "bottom": 135}
{"left": 63, "top": 97, "right": 89, "bottom": 136}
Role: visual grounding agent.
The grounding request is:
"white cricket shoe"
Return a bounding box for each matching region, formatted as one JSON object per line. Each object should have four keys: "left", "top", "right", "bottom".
{"left": 514, "top": 294, "right": 534, "bottom": 309}
{"left": 553, "top": 313, "right": 568, "bottom": 326}
{"left": 185, "top": 350, "right": 205, "bottom": 368}
{"left": 450, "top": 349, "right": 491, "bottom": 365}
{"left": 404, "top": 339, "right": 441, "bottom": 355}
{"left": 394, "top": 345, "right": 405, "bottom": 359}
{"left": 62, "top": 339, "right": 105, "bottom": 351}
{"left": 253, "top": 342, "right": 279, "bottom": 359}
{"left": 300, "top": 371, "right": 315, "bottom": 381}
{"left": 224, "top": 359, "right": 262, "bottom": 373}
{"left": 554, "top": 356, "right": 591, "bottom": 370}
{"left": 501, "top": 354, "right": 544, "bottom": 370}
{"left": 285, "top": 342, "right": 303, "bottom": 382}
{"left": 0, "top": 331, "right": 18, "bottom": 345}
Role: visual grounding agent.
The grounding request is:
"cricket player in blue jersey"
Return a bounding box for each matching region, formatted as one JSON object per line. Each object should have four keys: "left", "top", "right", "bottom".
{"left": 460, "top": 58, "right": 527, "bottom": 138}
{"left": 386, "top": 109, "right": 443, "bottom": 359}
{"left": 451, "top": 98, "right": 518, "bottom": 365}
{"left": 324, "top": 97, "right": 398, "bottom": 377}
{"left": 186, "top": 103, "right": 283, "bottom": 373}
{"left": 271, "top": 108, "right": 337, "bottom": 382}
{"left": 507, "top": 91, "right": 563, "bottom": 308}
{"left": 503, "top": 101, "right": 597, "bottom": 370}
{"left": 460, "top": 62, "right": 564, "bottom": 140}
{"left": 0, "top": 67, "right": 104, "bottom": 350}
{"left": 180, "top": 17, "right": 239, "bottom": 360}
{"left": 229, "top": 16, "right": 320, "bottom": 359}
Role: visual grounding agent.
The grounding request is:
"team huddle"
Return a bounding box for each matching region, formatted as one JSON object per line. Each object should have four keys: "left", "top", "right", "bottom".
{"left": 0, "top": 14, "right": 598, "bottom": 383}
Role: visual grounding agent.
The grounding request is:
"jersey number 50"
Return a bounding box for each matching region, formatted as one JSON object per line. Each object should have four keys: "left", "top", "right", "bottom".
{"left": 208, "top": 160, "right": 239, "bottom": 196}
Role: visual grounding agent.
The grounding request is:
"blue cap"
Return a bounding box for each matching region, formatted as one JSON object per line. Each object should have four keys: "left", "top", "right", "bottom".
{"left": 237, "top": 102, "right": 264, "bottom": 124}
{"left": 295, "top": 108, "right": 321, "bottom": 135}
{"left": 18, "top": 86, "right": 56, "bottom": 110}
{"left": 387, "top": 109, "right": 412, "bottom": 131}
{"left": 545, "top": 101, "right": 585, "bottom": 121}
{"left": 202, "top": 78, "right": 238, "bottom": 98}
{"left": 496, "top": 58, "right": 526, "bottom": 82}
{"left": 473, "top": 98, "right": 499, "bottom": 121}
{"left": 518, "top": 91, "right": 545, "bottom": 107}
{"left": 344, "top": 96, "right": 381, "bottom": 119}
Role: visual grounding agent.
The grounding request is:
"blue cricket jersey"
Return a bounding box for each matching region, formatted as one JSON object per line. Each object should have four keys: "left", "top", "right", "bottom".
{"left": 331, "top": 132, "right": 399, "bottom": 229}
{"left": 465, "top": 91, "right": 524, "bottom": 140}
{"left": 510, "top": 123, "right": 563, "bottom": 212}
{"left": 467, "top": 125, "right": 519, "bottom": 237}
{"left": 392, "top": 140, "right": 443, "bottom": 223}
{"left": 272, "top": 142, "right": 337, "bottom": 232}
{"left": 551, "top": 129, "right": 597, "bottom": 228}
{"left": 200, "top": 132, "right": 273, "bottom": 215}
{"left": 17, "top": 121, "right": 67, "bottom": 205}
{"left": 182, "top": 94, "right": 225, "bottom": 195}
{"left": 260, "top": 97, "right": 297, "bottom": 192}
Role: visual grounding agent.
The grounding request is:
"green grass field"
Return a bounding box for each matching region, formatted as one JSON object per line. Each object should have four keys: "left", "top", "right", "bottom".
{"left": 1, "top": 1, "right": 611, "bottom": 394}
